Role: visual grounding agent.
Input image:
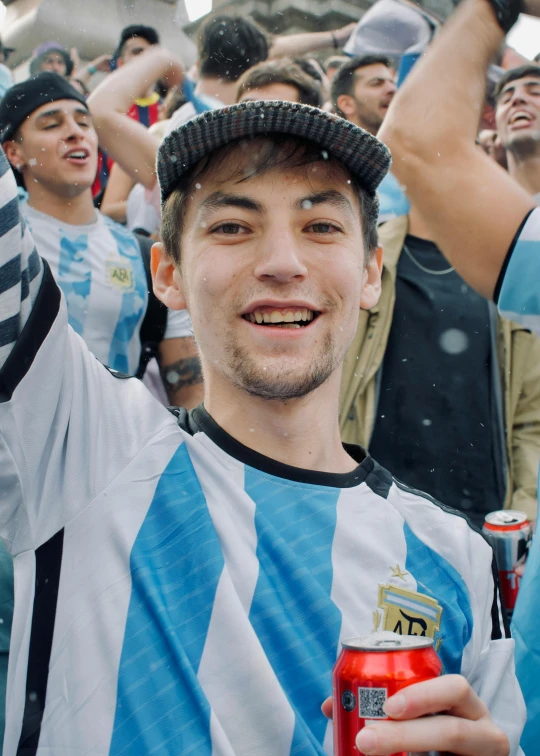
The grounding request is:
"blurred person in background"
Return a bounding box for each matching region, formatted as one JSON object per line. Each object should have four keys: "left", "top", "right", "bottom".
{"left": 340, "top": 197, "right": 540, "bottom": 529}
{"left": 29, "top": 42, "right": 75, "bottom": 78}
{"left": 100, "top": 26, "right": 161, "bottom": 225}
{"left": 494, "top": 64, "right": 540, "bottom": 199}
{"left": 325, "top": 54, "right": 349, "bottom": 81}
{"left": 166, "top": 15, "right": 271, "bottom": 130}
{"left": 0, "top": 72, "right": 199, "bottom": 405}
{"left": 331, "top": 54, "right": 397, "bottom": 135}
{"left": 114, "top": 25, "right": 162, "bottom": 126}
{"left": 378, "top": 0, "right": 540, "bottom": 749}
{"left": 236, "top": 58, "right": 323, "bottom": 108}
{"left": 331, "top": 53, "right": 407, "bottom": 223}
{"left": 89, "top": 51, "right": 205, "bottom": 407}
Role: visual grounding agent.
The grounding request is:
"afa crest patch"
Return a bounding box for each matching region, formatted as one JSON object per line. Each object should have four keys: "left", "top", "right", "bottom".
{"left": 106, "top": 259, "right": 134, "bottom": 292}
{"left": 375, "top": 583, "right": 442, "bottom": 642}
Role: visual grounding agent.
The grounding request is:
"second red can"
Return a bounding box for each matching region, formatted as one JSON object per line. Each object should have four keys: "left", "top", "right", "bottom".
{"left": 332, "top": 631, "right": 442, "bottom": 756}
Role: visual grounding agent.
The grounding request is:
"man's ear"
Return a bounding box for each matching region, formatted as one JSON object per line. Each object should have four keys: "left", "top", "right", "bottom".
{"left": 151, "top": 242, "right": 187, "bottom": 311}
{"left": 336, "top": 94, "right": 357, "bottom": 119}
{"left": 3, "top": 139, "right": 25, "bottom": 171}
{"left": 360, "top": 246, "right": 383, "bottom": 311}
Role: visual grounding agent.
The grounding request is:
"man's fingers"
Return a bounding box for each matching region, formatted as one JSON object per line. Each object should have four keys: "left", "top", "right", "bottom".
{"left": 383, "top": 674, "right": 489, "bottom": 721}
{"left": 321, "top": 697, "right": 332, "bottom": 720}
{"left": 356, "top": 715, "right": 509, "bottom": 756}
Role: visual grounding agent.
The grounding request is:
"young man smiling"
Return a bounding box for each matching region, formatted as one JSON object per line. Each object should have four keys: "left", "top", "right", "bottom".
{"left": 0, "top": 101, "right": 522, "bottom": 755}
{"left": 494, "top": 65, "right": 540, "bottom": 200}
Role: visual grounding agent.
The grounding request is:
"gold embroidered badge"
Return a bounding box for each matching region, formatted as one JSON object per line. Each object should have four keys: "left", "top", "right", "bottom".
{"left": 378, "top": 584, "right": 443, "bottom": 640}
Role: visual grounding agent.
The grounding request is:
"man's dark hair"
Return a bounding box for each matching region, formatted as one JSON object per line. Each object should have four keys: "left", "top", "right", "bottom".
{"left": 198, "top": 15, "right": 270, "bottom": 82}
{"left": 292, "top": 58, "right": 324, "bottom": 84}
{"left": 236, "top": 59, "right": 323, "bottom": 108}
{"left": 161, "top": 134, "right": 379, "bottom": 267}
{"left": 493, "top": 64, "right": 540, "bottom": 102}
{"left": 325, "top": 55, "right": 349, "bottom": 73}
{"left": 331, "top": 54, "right": 394, "bottom": 117}
{"left": 117, "top": 24, "right": 160, "bottom": 57}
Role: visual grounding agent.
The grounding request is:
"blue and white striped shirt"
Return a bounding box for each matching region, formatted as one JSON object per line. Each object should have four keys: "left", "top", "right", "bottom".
{"left": 0, "top": 148, "right": 525, "bottom": 755}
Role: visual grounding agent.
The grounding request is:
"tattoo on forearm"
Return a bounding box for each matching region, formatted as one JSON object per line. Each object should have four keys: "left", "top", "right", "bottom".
{"left": 160, "top": 357, "right": 203, "bottom": 391}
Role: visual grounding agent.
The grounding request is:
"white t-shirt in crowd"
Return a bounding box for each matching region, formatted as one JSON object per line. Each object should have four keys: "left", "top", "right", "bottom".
{"left": 22, "top": 203, "right": 191, "bottom": 375}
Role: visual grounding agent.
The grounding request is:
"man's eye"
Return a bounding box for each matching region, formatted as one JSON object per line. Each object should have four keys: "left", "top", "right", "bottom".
{"left": 212, "top": 222, "right": 249, "bottom": 235}
{"left": 307, "top": 222, "right": 341, "bottom": 234}
{"left": 42, "top": 123, "right": 60, "bottom": 130}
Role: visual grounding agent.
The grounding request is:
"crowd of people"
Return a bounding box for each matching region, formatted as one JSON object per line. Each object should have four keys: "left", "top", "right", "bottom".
{"left": 0, "top": 0, "right": 539, "bottom": 753}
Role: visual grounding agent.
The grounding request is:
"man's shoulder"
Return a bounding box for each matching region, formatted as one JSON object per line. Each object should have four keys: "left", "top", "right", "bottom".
{"left": 388, "top": 474, "right": 487, "bottom": 547}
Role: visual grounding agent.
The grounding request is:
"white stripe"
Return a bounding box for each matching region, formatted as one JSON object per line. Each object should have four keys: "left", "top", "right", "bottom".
{"left": 3, "top": 551, "right": 35, "bottom": 755}
{"left": 188, "top": 434, "right": 296, "bottom": 756}
{"left": 323, "top": 484, "right": 410, "bottom": 753}
{"left": 35, "top": 434, "right": 180, "bottom": 755}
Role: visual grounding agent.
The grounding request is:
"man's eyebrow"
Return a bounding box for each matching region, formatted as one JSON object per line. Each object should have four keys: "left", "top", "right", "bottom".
{"left": 35, "top": 107, "right": 90, "bottom": 121}
{"left": 295, "top": 190, "right": 354, "bottom": 214}
{"left": 501, "top": 80, "right": 540, "bottom": 98}
{"left": 199, "top": 191, "right": 264, "bottom": 214}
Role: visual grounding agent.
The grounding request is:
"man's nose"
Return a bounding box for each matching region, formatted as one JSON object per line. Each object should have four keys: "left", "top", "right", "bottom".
{"left": 253, "top": 232, "right": 308, "bottom": 283}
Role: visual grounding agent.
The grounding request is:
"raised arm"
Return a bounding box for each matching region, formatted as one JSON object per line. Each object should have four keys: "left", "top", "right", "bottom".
{"left": 0, "top": 152, "right": 43, "bottom": 375}
{"left": 269, "top": 22, "right": 356, "bottom": 59}
{"left": 378, "top": 0, "right": 536, "bottom": 299}
{"left": 88, "top": 48, "right": 184, "bottom": 189}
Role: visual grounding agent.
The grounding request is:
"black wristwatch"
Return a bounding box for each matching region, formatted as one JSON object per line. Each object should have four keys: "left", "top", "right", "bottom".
{"left": 485, "top": 0, "right": 522, "bottom": 33}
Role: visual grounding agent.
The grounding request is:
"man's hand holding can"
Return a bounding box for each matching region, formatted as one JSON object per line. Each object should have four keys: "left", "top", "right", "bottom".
{"left": 323, "top": 674, "right": 510, "bottom": 755}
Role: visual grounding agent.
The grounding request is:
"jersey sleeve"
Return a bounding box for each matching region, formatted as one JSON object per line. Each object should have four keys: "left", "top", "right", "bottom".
{"left": 496, "top": 208, "right": 540, "bottom": 335}
{"left": 163, "top": 308, "right": 193, "bottom": 340}
{"left": 0, "top": 148, "right": 175, "bottom": 556}
{"left": 0, "top": 151, "right": 43, "bottom": 370}
{"left": 462, "top": 536, "right": 526, "bottom": 756}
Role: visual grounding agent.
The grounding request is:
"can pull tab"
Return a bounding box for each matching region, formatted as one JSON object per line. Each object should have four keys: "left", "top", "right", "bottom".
{"left": 374, "top": 639, "right": 403, "bottom": 648}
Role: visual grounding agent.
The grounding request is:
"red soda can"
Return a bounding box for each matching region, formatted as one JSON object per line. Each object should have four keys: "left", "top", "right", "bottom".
{"left": 332, "top": 631, "right": 441, "bottom": 756}
{"left": 482, "top": 510, "right": 532, "bottom": 613}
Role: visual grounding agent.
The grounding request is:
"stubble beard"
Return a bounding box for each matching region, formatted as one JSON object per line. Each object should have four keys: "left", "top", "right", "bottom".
{"left": 224, "top": 330, "right": 338, "bottom": 401}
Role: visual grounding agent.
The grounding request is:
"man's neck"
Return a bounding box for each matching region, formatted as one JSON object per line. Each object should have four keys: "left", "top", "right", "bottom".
{"left": 196, "top": 76, "right": 238, "bottom": 106}
{"left": 506, "top": 150, "right": 540, "bottom": 197}
{"left": 27, "top": 186, "right": 96, "bottom": 225}
{"left": 203, "top": 370, "right": 358, "bottom": 474}
{"left": 407, "top": 205, "right": 433, "bottom": 241}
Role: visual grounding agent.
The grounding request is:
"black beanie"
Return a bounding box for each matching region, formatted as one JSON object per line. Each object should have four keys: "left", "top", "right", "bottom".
{"left": 0, "top": 72, "right": 88, "bottom": 142}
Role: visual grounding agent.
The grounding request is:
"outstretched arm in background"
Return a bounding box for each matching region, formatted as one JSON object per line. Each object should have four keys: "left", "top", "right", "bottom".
{"left": 379, "top": 0, "right": 535, "bottom": 299}
{"left": 88, "top": 48, "right": 184, "bottom": 189}
{"left": 269, "top": 22, "right": 356, "bottom": 58}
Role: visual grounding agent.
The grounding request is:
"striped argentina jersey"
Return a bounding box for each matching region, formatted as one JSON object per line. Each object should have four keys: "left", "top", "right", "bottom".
{"left": 0, "top": 148, "right": 526, "bottom": 755}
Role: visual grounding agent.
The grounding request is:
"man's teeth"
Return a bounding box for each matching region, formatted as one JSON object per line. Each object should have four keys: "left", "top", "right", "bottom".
{"left": 247, "top": 309, "right": 315, "bottom": 325}
{"left": 511, "top": 112, "right": 532, "bottom": 124}
{"left": 68, "top": 151, "right": 86, "bottom": 158}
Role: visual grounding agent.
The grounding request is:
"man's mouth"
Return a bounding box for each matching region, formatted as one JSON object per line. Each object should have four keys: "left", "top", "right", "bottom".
{"left": 509, "top": 111, "right": 534, "bottom": 127}
{"left": 64, "top": 149, "right": 90, "bottom": 162}
{"left": 242, "top": 307, "right": 320, "bottom": 329}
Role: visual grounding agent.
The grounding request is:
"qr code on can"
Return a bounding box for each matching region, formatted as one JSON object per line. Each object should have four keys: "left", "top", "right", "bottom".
{"left": 358, "top": 687, "right": 387, "bottom": 719}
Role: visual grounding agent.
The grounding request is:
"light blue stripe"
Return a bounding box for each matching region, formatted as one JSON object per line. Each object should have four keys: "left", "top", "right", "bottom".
{"left": 381, "top": 591, "right": 440, "bottom": 620}
{"left": 109, "top": 442, "right": 224, "bottom": 755}
{"left": 499, "top": 239, "right": 540, "bottom": 316}
{"left": 245, "top": 468, "right": 341, "bottom": 755}
{"left": 404, "top": 523, "right": 473, "bottom": 674}
{"left": 106, "top": 221, "right": 147, "bottom": 374}
{"left": 56, "top": 233, "right": 92, "bottom": 337}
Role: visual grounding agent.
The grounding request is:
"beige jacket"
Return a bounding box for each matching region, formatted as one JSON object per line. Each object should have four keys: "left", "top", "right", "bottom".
{"left": 339, "top": 215, "right": 540, "bottom": 521}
